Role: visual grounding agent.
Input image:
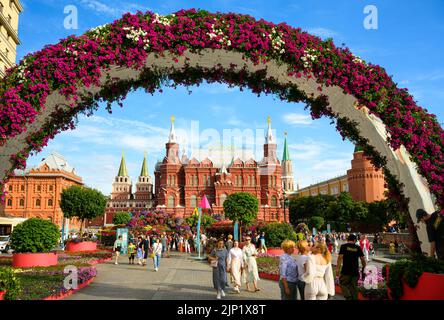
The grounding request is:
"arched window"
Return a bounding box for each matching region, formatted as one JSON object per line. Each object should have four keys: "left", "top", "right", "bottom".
{"left": 220, "top": 194, "right": 227, "bottom": 206}
{"left": 190, "top": 195, "right": 197, "bottom": 208}
{"left": 271, "top": 196, "right": 278, "bottom": 207}
{"left": 168, "top": 195, "right": 175, "bottom": 208}
{"left": 48, "top": 199, "right": 53, "bottom": 207}
{"left": 36, "top": 199, "right": 41, "bottom": 207}
{"left": 19, "top": 199, "right": 24, "bottom": 207}
{"left": 194, "top": 175, "right": 198, "bottom": 186}
{"left": 7, "top": 199, "right": 12, "bottom": 206}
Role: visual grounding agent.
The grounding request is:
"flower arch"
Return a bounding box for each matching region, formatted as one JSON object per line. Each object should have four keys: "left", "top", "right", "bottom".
{"left": 0, "top": 9, "right": 443, "bottom": 252}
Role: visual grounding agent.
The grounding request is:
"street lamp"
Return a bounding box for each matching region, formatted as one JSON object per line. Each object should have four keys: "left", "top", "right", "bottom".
{"left": 281, "top": 197, "right": 290, "bottom": 223}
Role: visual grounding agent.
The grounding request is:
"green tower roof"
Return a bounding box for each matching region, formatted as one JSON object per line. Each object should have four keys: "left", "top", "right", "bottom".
{"left": 118, "top": 151, "right": 129, "bottom": 177}
{"left": 140, "top": 152, "right": 149, "bottom": 177}
{"left": 282, "top": 132, "right": 291, "bottom": 161}
{"left": 354, "top": 144, "right": 364, "bottom": 153}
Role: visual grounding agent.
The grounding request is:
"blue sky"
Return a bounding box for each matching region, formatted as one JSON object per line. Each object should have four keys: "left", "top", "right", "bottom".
{"left": 17, "top": 0, "right": 444, "bottom": 195}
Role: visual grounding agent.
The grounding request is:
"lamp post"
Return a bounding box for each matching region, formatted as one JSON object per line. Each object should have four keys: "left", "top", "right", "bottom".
{"left": 281, "top": 196, "right": 290, "bottom": 223}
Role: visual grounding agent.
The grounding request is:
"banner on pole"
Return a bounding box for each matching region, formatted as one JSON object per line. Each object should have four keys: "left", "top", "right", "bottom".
{"left": 117, "top": 228, "right": 129, "bottom": 254}
{"left": 233, "top": 221, "right": 239, "bottom": 241}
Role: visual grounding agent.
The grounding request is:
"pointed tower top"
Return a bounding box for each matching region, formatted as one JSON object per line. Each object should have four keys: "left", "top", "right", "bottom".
{"left": 140, "top": 152, "right": 149, "bottom": 177}
{"left": 282, "top": 132, "right": 291, "bottom": 161}
{"left": 118, "top": 151, "right": 129, "bottom": 177}
{"left": 265, "top": 116, "right": 275, "bottom": 144}
{"left": 168, "top": 115, "right": 177, "bottom": 143}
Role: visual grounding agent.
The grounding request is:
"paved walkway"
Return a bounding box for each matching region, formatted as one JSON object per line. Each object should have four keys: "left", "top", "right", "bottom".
{"left": 68, "top": 253, "right": 282, "bottom": 300}
{"left": 68, "top": 252, "right": 345, "bottom": 300}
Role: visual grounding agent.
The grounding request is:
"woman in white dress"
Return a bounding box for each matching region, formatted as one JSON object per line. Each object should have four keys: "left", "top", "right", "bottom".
{"left": 303, "top": 241, "right": 335, "bottom": 300}
{"left": 242, "top": 236, "right": 260, "bottom": 292}
{"left": 227, "top": 240, "right": 243, "bottom": 293}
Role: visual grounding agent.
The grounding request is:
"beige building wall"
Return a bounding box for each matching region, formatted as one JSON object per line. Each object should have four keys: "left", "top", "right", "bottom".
{"left": 295, "top": 175, "right": 349, "bottom": 198}
{"left": 0, "top": 0, "right": 22, "bottom": 77}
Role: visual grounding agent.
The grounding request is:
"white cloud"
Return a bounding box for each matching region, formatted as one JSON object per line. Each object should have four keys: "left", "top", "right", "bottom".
{"left": 78, "top": 0, "right": 151, "bottom": 17}
{"left": 307, "top": 27, "right": 339, "bottom": 39}
{"left": 283, "top": 113, "right": 312, "bottom": 126}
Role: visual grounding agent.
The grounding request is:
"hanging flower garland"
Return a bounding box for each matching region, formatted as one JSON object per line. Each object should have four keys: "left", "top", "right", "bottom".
{"left": 0, "top": 9, "right": 442, "bottom": 214}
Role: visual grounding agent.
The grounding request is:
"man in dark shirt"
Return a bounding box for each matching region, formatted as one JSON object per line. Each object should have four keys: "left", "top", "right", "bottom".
{"left": 336, "top": 234, "right": 367, "bottom": 300}
{"left": 417, "top": 209, "right": 444, "bottom": 260}
{"left": 142, "top": 235, "right": 150, "bottom": 266}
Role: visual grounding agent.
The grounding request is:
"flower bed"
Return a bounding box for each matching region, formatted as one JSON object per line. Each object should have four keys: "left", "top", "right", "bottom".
{"left": 0, "top": 250, "right": 111, "bottom": 300}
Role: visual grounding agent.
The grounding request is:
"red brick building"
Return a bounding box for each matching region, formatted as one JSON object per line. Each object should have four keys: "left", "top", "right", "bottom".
{"left": 154, "top": 116, "right": 291, "bottom": 222}
{"left": 1, "top": 152, "right": 84, "bottom": 231}
{"left": 346, "top": 145, "right": 386, "bottom": 202}
{"left": 94, "top": 152, "right": 155, "bottom": 226}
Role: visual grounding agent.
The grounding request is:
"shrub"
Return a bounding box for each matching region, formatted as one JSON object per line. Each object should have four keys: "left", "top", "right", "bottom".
{"left": 309, "top": 216, "right": 325, "bottom": 231}
{"left": 261, "top": 222, "right": 297, "bottom": 247}
{"left": 0, "top": 267, "right": 21, "bottom": 300}
{"left": 112, "top": 212, "right": 132, "bottom": 226}
{"left": 387, "top": 255, "right": 444, "bottom": 300}
{"left": 10, "top": 218, "right": 60, "bottom": 253}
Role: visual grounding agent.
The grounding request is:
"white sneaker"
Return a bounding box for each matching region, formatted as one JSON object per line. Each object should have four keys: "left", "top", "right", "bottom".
{"left": 221, "top": 290, "right": 226, "bottom": 297}
{"left": 216, "top": 292, "right": 221, "bottom": 300}
{"left": 114, "top": 262, "right": 118, "bottom": 265}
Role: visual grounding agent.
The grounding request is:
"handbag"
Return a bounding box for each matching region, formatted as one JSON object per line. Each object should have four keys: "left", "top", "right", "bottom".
{"left": 210, "top": 259, "right": 218, "bottom": 268}
{"left": 149, "top": 253, "right": 155, "bottom": 259}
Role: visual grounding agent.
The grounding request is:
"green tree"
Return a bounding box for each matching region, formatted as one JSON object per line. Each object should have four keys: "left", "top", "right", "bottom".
{"left": 113, "top": 212, "right": 132, "bottom": 226}
{"left": 289, "top": 194, "right": 336, "bottom": 225}
{"left": 309, "top": 216, "right": 325, "bottom": 231}
{"left": 185, "top": 213, "right": 216, "bottom": 232}
{"left": 60, "top": 185, "right": 107, "bottom": 236}
{"left": 223, "top": 192, "right": 259, "bottom": 241}
{"left": 329, "top": 192, "right": 355, "bottom": 224}
{"left": 261, "top": 222, "right": 297, "bottom": 247}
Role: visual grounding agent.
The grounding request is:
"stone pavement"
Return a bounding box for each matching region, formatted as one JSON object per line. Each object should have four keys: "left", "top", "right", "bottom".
{"left": 68, "top": 252, "right": 344, "bottom": 300}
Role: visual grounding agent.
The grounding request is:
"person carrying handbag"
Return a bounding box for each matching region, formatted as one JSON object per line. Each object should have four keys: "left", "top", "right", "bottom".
{"left": 209, "top": 239, "right": 228, "bottom": 299}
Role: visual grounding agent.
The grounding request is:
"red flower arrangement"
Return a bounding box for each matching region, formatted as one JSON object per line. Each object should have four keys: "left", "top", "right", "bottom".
{"left": 0, "top": 9, "right": 442, "bottom": 214}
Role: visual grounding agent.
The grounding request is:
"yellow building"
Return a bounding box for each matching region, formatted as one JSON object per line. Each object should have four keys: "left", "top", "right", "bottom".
{"left": 295, "top": 175, "right": 349, "bottom": 198}
{"left": 0, "top": 0, "right": 22, "bottom": 77}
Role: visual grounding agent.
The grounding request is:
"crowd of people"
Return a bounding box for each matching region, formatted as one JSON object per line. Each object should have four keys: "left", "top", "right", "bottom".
{"left": 278, "top": 233, "right": 367, "bottom": 300}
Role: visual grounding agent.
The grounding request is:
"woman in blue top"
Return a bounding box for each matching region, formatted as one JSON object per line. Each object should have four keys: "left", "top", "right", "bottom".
{"left": 209, "top": 239, "right": 229, "bottom": 300}
{"left": 279, "top": 240, "right": 298, "bottom": 300}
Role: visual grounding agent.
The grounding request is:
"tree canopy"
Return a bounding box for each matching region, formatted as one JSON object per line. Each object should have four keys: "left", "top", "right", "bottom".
{"left": 113, "top": 212, "right": 132, "bottom": 226}
{"left": 60, "top": 185, "right": 107, "bottom": 234}
{"left": 223, "top": 192, "right": 259, "bottom": 225}
{"left": 289, "top": 192, "right": 406, "bottom": 232}
{"left": 185, "top": 213, "right": 216, "bottom": 231}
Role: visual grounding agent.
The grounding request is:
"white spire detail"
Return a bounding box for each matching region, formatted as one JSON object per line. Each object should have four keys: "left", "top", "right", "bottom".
{"left": 265, "top": 116, "right": 275, "bottom": 144}
{"left": 168, "top": 115, "right": 177, "bottom": 143}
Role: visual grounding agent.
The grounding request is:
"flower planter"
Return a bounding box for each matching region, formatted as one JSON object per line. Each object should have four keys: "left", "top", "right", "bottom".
{"left": 258, "top": 272, "right": 279, "bottom": 281}
{"left": 66, "top": 241, "right": 97, "bottom": 252}
{"left": 0, "top": 291, "right": 5, "bottom": 300}
{"left": 266, "top": 248, "right": 284, "bottom": 255}
{"left": 400, "top": 272, "right": 444, "bottom": 300}
{"left": 12, "top": 252, "right": 58, "bottom": 268}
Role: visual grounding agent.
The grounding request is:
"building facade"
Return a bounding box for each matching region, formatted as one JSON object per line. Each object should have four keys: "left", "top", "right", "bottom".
{"left": 0, "top": 0, "right": 22, "bottom": 77}
{"left": 99, "top": 152, "right": 154, "bottom": 226}
{"left": 295, "top": 146, "right": 386, "bottom": 202}
{"left": 154, "top": 116, "right": 291, "bottom": 222}
{"left": 1, "top": 152, "right": 84, "bottom": 231}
